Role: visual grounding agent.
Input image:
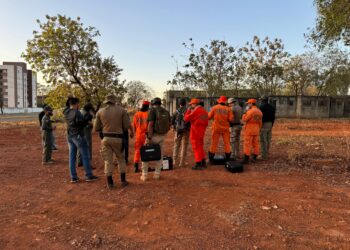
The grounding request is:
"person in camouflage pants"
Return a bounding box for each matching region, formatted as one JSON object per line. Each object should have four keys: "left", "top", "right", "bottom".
{"left": 41, "top": 106, "right": 55, "bottom": 165}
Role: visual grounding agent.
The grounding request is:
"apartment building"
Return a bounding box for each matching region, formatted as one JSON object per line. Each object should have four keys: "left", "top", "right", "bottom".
{"left": 0, "top": 62, "right": 37, "bottom": 109}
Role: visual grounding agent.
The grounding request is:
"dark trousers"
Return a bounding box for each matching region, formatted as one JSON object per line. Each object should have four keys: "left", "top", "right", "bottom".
{"left": 123, "top": 131, "right": 129, "bottom": 163}
{"left": 77, "top": 128, "right": 92, "bottom": 166}
{"left": 42, "top": 131, "right": 53, "bottom": 162}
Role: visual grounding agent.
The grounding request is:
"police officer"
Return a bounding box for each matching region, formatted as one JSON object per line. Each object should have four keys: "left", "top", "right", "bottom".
{"left": 259, "top": 96, "right": 276, "bottom": 160}
{"left": 94, "top": 94, "right": 132, "bottom": 189}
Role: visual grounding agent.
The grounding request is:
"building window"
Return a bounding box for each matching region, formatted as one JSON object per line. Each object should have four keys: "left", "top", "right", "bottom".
{"left": 303, "top": 99, "right": 312, "bottom": 106}
{"left": 318, "top": 100, "right": 326, "bottom": 107}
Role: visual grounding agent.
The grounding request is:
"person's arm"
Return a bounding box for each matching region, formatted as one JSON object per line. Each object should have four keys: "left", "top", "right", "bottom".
{"left": 122, "top": 110, "right": 131, "bottom": 134}
{"left": 94, "top": 112, "right": 102, "bottom": 133}
{"left": 228, "top": 107, "right": 234, "bottom": 123}
{"left": 242, "top": 110, "right": 252, "bottom": 123}
{"left": 208, "top": 107, "right": 215, "bottom": 120}
{"left": 184, "top": 108, "right": 194, "bottom": 123}
{"left": 271, "top": 106, "right": 276, "bottom": 126}
{"left": 146, "top": 109, "right": 156, "bottom": 140}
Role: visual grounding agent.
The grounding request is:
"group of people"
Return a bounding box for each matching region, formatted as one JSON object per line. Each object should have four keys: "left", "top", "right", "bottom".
{"left": 39, "top": 93, "right": 275, "bottom": 189}
{"left": 171, "top": 95, "right": 276, "bottom": 170}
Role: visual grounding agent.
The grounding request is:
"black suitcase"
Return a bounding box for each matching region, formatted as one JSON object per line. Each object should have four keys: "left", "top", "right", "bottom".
{"left": 225, "top": 160, "right": 244, "bottom": 173}
{"left": 140, "top": 144, "right": 161, "bottom": 162}
{"left": 210, "top": 154, "right": 227, "bottom": 165}
{"left": 162, "top": 156, "right": 173, "bottom": 171}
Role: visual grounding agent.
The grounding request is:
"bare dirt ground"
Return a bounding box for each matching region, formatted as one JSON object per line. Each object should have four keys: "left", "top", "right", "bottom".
{"left": 0, "top": 119, "right": 349, "bottom": 250}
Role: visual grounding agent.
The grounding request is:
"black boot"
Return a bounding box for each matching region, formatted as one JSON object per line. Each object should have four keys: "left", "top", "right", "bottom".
{"left": 225, "top": 152, "right": 231, "bottom": 161}
{"left": 241, "top": 155, "right": 250, "bottom": 164}
{"left": 107, "top": 176, "right": 114, "bottom": 189}
{"left": 201, "top": 159, "right": 207, "bottom": 168}
{"left": 192, "top": 162, "right": 203, "bottom": 170}
{"left": 134, "top": 162, "right": 139, "bottom": 173}
{"left": 252, "top": 154, "right": 258, "bottom": 163}
{"left": 120, "top": 173, "right": 129, "bottom": 187}
{"left": 208, "top": 152, "right": 215, "bottom": 163}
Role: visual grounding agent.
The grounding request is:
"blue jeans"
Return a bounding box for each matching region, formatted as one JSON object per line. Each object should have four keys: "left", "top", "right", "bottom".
{"left": 68, "top": 134, "right": 93, "bottom": 179}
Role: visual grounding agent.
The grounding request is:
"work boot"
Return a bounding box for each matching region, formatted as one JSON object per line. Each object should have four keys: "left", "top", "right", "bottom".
{"left": 208, "top": 152, "right": 215, "bottom": 163}
{"left": 252, "top": 154, "right": 258, "bottom": 163}
{"left": 192, "top": 162, "right": 203, "bottom": 170}
{"left": 107, "top": 176, "right": 114, "bottom": 189}
{"left": 225, "top": 152, "right": 231, "bottom": 161}
{"left": 201, "top": 159, "right": 207, "bottom": 168}
{"left": 120, "top": 173, "right": 129, "bottom": 187}
{"left": 241, "top": 155, "right": 250, "bottom": 164}
{"left": 134, "top": 163, "right": 139, "bottom": 173}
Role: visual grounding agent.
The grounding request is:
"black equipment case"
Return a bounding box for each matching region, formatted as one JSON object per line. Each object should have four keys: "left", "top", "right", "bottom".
{"left": 210, "top": 154, "right": 227, "bottom": 165}
{"left": 225, "top": 160, "right": 244, "bottom": 173}
{"left": 162, "top": 156, "right": 173, "bottom": 171}
{"left": 140, "top": 144, "right": 161, "bottom": 162}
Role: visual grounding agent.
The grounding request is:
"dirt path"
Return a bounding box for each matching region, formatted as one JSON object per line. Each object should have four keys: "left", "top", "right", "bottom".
{"left": 0, "top": 119, "right": 349, "bottom": 249}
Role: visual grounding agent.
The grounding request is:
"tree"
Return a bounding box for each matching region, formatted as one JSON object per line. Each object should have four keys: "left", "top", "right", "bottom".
{"left": 125, "top": 81, "right": 154, "bottom": 109}
{"left": 45, "top": 83, "right": 85, "bottom": 111}
{"left": 242, "top": 36, "right": 289, "bottom": 96}
{"left": 283, "top": 55, "right": 316, "bottom": 97}
{"left": 168, "top": 39, "right": 240, "bottom": 97}
{"left": 309, "top": 0, "right": 350, "bottom": 48}
{"left": 22, "top": 14, "right": 125, "bottom": 109}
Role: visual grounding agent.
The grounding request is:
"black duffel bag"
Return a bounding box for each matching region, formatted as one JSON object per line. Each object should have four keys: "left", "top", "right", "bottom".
{"left": 225, "top": 160, "right": 244, "bottom": 173}
{"left": 210, "top": 154, "right": 227, "bottom": 165}
{"left": 141, "top": 144, "right": 161, "bottom": 162}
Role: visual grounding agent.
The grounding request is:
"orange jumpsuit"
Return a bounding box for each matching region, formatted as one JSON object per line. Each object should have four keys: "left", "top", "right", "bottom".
{"left": 184, "top": 106, "right": 208, "bottom": 163}
{"left": 208, "top": 104, "right": 233, "bottom": 154}
{"left": 242, "top": 106, "right": 263, "bottom": 156}
{"left": 133, "top": 111, "right": 149, "bottom": 163}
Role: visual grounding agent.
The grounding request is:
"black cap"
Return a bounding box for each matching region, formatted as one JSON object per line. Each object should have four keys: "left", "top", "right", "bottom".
{"left": 153, "top": 97, "right": 161, "bottom": 105}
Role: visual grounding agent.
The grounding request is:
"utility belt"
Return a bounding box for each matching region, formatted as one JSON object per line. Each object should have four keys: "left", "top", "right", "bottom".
{"left": 103, "top": 133, "right": 123, "bottom": 138}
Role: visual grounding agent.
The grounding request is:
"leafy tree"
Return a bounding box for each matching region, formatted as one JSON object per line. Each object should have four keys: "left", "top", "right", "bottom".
{"left": 45, "top": 83, "right": 84, "bottom": 111}
{"left": 309, "top": 0, "right": 350, "bottom": 48}
{"left": 168, "top": 39, "right": 239, "bottom": 97}
{"left": 125, "top": 81, "right": 154, "bottom": 109}
{"left": 242, "top": 36, "right": 289, "bottom": 96}
{"left": 283, "top": 55, "right": 316, "bottom": 96}
{"left": 22, "top": 14, "right": 125, "bottom": 109}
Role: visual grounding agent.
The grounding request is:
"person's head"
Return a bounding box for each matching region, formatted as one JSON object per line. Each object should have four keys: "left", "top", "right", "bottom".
{"left": 217, "top": 96, "right": 228, "bottom": 105}
{"left": 83, "top": 102, "right": 94, "bottom": 113}
{"left": 103, "top": 94, "right": 117, "bottom": 106}
{"left": 179, "top": 98, "right": 187, "bottom": 107}
{"left": 246, "top": 99, "right": 257, "bottom": 108}
{"left": 260, "top": 95, "right": 268, "bottom": 104}
{"left": 228, "top": 98, "right": 236, "bottom": 107}
{"left": 141, "top": 100, "right": 150, "bottom": 112}
{"left": 152, "top": 97, "right": 162, "bottom": 106}
{"left": 69, "top": 97, "right": 80, "bottom": 110}
{"left": 44, "top": 105, "right": 53, "bottom": 116}
{"left": 189, "top": 98, "right": 201, "bottom": 109}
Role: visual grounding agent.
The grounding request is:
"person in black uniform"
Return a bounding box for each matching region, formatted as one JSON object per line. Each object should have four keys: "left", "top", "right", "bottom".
{"left": 39, "top": 104, "right": 58, "bottom": 150}
{"left": 259, "top": 96, "right": 276, "bottom": 160}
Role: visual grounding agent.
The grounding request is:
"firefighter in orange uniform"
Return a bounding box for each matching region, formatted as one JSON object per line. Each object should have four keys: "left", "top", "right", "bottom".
{"left": 208, "top": 96, "right": 233, "bottom": 161}
{"left": 184, "top": 98, "right": 209, "bottom": 170}
{"left": 133, "top": 101, "right": 150, "bottom": 172}
{"left": 242, "top": 99, "right": 263, "bottom": 164}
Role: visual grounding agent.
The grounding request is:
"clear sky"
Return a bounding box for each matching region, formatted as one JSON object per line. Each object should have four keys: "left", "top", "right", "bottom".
{"left": 0, "top": 0, "right": 316, "bottom": 96}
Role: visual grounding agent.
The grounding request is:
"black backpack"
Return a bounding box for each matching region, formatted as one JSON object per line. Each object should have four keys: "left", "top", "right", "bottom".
{"left": 175, "top": 107, "right": 188, "bottom": 133}
{"left": 154, "top": 107, "right": 171, "bottom": 135}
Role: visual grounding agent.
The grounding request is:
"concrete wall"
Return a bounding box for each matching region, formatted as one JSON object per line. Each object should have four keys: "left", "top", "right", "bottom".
{"left": 1, "top": 107, "right": 42, "bottom": 114}
{"left": 165, "top": 91, "right": 350, "bottom": 118}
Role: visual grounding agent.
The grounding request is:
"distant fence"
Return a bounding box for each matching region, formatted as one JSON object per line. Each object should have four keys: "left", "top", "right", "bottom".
{"left": 1, "top": 107, "right": 42, "bottom": 114}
